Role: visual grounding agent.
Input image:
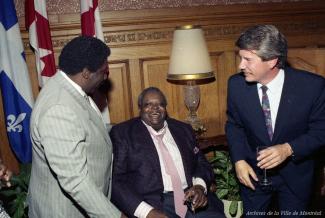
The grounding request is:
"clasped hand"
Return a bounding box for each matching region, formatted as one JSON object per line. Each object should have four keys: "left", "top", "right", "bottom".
{"left": 257, "top": 143, "right": 293, "bottom": 170}
{"left": 146, "top": 185, "right": 207, "bottom": 218}
{"left": 184, "top": 185, "right": 208, "bottom": 211}
{"left": 235, "top": 143, "right": 293, "bottom": 190}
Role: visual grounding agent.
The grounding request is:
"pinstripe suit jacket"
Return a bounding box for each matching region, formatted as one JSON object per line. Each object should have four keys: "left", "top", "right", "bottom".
{"left": 28, "top": 72, "right": 120, "bottom": 218}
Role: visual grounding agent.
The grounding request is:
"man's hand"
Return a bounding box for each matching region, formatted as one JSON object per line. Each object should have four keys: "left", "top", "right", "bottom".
{"left": 235, "top": 160, "right": 258, "bottom": 190}
{"left": 184, "top": 185, "right": 207, "bottom": 211}
{"left": 0, "top": 161, "right": 12, "bottom": 188}
{"left": 146, "top": 209, "right": 168, "bottom": 218}
{"left": 257, "top": 143, "right": 293, "bottom": 170}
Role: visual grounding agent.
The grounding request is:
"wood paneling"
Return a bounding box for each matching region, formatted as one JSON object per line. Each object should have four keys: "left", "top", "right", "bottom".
{"left": 288, "top": 48, "right": 325, "bottom": 77}
{"left": 2, "top": 1, "right": 325, "bottom": 169}
{"left": 108, "top": 62, "right": 132, "bottom": 123}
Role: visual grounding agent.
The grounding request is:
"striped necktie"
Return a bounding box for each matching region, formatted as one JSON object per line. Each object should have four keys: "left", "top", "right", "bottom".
{"left": 261, "top": 85, "right": 273, "bottom": 140}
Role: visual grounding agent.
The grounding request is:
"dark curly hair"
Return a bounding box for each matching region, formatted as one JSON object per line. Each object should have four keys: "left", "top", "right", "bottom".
{"left": 236, "top": 25, "right": 287, "bottom": 68}
{"left": 59, "top": 36, "right": 110, "bottom": 75}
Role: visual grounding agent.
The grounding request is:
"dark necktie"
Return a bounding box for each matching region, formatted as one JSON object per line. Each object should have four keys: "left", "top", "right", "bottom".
{"left": 261, "top": 86, "right": 273, "bottom": 140}
{"left": 148, "top": 128, "right": 187, "bottom": 218}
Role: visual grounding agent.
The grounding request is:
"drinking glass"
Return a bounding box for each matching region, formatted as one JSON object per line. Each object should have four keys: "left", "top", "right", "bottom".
{"left": 256, "top": 146, "right": 272, "bottom": 186}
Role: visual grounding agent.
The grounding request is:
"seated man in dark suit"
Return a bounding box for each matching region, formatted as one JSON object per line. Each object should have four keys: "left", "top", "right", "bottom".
{"left": 110, "top": 87, "right": 225, "bottom": 218}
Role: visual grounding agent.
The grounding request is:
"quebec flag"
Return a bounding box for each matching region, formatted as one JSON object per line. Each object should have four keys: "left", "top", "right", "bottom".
{"left": 0, "top": 0, "right": 34, "bottom": 163}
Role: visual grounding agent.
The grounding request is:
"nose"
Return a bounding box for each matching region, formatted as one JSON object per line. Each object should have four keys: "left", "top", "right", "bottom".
{"left": 238, "top": 59, "right": 245, "bottom": 71}
{"left": 151, "top": 104, "right": 160, "bottom": 110}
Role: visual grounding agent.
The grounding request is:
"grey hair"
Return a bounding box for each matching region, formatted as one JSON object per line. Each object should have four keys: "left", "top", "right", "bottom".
{"left": 235, "top": 24, "right": 287, "bottom": 68}
{"left": 137, "top": 87, "right": 167, "bottom": 108}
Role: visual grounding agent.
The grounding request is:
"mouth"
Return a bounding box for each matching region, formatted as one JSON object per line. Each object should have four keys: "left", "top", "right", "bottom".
{"left": 243, "top": 71, "right": 251, "bottom": 76}
{"left": 150, "top": 112, "right": 161, "bottom": 118}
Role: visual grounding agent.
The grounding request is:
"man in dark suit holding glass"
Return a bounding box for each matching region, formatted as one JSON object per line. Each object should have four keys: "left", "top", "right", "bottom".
{"left": 226, "top": 24, "right": 325, "bottom": 216}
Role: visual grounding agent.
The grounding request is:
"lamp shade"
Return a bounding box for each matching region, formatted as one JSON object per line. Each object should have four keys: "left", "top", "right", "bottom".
{"left": 167, "top": 25, "right": 214, "bottom": 81}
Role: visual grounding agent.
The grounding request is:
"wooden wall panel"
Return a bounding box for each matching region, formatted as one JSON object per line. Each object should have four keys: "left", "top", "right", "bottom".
{"left": 196, "top": 54, "right": 223, "bottom": 135}
{"left": 2, "top": 1, "right": 325, "bottom": 169}
{"left": 215, "top": 51, "right": 237, "bottom": 135}
{"left": 288, "top": 48, "right": 325, "bottom": 76}
{"left": 25, "top": 53, "right": 40, "bottom": 99}
{"left": 108, "top": 62, "right": 132, "bottom": 124}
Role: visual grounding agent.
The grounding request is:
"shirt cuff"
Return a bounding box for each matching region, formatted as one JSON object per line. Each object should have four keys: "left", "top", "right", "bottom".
{"left": 192, "top": 177, "right": 207, "bottom": 194}
{"left": 287, "top": 142, "right": 294, "bottom": 156}
{"left": 134, "top": 201, "right": 154, "bottom": 218}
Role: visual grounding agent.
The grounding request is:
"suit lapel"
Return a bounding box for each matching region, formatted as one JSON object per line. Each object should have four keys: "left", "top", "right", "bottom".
{"left": 136, "top": 119, "right": 163, "bottom": 177}
{"left": 272, "top": 69, "right": 295, "bottom": 142}
{"left": 55, "top": 73, "right": 110, "bottom": 144}
{"left": 245, "top": 83, "right": 271, "bottom": 145}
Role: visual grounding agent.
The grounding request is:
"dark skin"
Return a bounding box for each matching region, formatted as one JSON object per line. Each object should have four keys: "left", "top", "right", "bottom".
{"left": 140, "top": 91, "right": 208, "bottom": 218}
{"left": 0, "top": 159, "right": 12, "bottom": 188}
{"left": 67, "top": 60, "right": 109, "bottom": 95}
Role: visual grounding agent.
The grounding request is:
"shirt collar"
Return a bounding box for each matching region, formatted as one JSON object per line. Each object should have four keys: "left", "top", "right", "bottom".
{"left": 257, "top": 69, "right": 285, "bottom": 94}
{"left": 142, "top": 120, "right": 168, "bottom": 136}
{"left": 60, "top": 70, "right": 87, "bottom": 97}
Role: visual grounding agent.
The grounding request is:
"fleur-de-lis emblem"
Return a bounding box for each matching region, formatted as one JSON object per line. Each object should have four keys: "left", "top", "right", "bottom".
{"left": 6, "top": 113, "right": 26, "bottom": 133}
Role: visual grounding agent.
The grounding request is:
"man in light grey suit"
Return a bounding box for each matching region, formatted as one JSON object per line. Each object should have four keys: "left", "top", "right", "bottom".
{"left": 28, "top": 36, "right": 121, "bottom": 218}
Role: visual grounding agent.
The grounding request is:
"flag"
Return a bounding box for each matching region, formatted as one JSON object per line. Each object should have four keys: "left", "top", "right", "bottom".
{"left": 81, "top": 0, "right": 110, "bottom": 124}
{"left": 25, "top": 0, "right": 56, "bottom": 87}
{"left": 0, "top": 0, "right": 34, "bottom": 163}
{"left": 81, "top": 0, "right": 104, "bottom": 40}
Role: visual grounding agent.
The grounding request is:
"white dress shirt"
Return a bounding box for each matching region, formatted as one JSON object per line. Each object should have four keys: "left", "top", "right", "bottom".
{"left": 134, "top": 121, "right": 206, "bottom": 218}
{"left": 257, "top": 69, "right": 285, "bottom": 131}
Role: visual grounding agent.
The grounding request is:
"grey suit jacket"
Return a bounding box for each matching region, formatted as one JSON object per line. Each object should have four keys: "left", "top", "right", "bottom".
{"left": 28, "top": 72, "right": 120, "bottom": 218}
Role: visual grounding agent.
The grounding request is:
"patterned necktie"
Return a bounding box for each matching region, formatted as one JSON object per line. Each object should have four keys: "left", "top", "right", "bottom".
{"left": 149, "top": 128, "right": 187, "bottom": 218}
{"left": 261, "top": 86, "right": 273, "bottom": 140}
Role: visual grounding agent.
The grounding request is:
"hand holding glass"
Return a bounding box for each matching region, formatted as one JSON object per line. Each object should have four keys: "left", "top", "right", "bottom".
{"left": 256, "top": 146, "right": 272, "bottom": 186}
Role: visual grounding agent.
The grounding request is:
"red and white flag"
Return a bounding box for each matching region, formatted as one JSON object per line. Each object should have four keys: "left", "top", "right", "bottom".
{"left": 81, "top": 0, "right": 110, "bottom": 124}
{"left": 81, "top": 0, "right": 104, "bottom": 40}
{"left": 25, "top": 0, "right": 56, "bottom": 87}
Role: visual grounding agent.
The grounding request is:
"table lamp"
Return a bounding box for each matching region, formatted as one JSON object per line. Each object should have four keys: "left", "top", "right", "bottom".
{"left": 167, "top": 25, "right": 215, "bottom": 130}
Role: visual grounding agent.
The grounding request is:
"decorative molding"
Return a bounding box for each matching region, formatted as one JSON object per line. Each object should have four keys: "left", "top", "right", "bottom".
{"left": 104, "top": 30, "right": 173, "bottom": 46}
{"left": 22, "top": 21, "right": 323, "bottom": 51}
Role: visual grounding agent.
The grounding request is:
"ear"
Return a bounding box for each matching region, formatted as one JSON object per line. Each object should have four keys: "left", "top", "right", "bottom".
{"left": 81, "top": 68, "right": 90, "bottom": 79}
{"left": 267, "top": 58, "right": 278, "bottom": 69}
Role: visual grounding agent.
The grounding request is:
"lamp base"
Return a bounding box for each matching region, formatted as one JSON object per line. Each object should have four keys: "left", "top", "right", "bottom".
{"left": 183, "top": 82, "right": 206, "bottom": 133}
{"left": 185, "top": 115, "right": 205, "bottom": 132}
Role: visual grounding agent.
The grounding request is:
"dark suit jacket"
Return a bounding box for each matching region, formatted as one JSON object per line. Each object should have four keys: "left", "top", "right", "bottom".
{"left": 225, "top": 67, "right": 325, "bottom": 201}
{"left": 110, "top": 117, "right": 214, "bottom": 217}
